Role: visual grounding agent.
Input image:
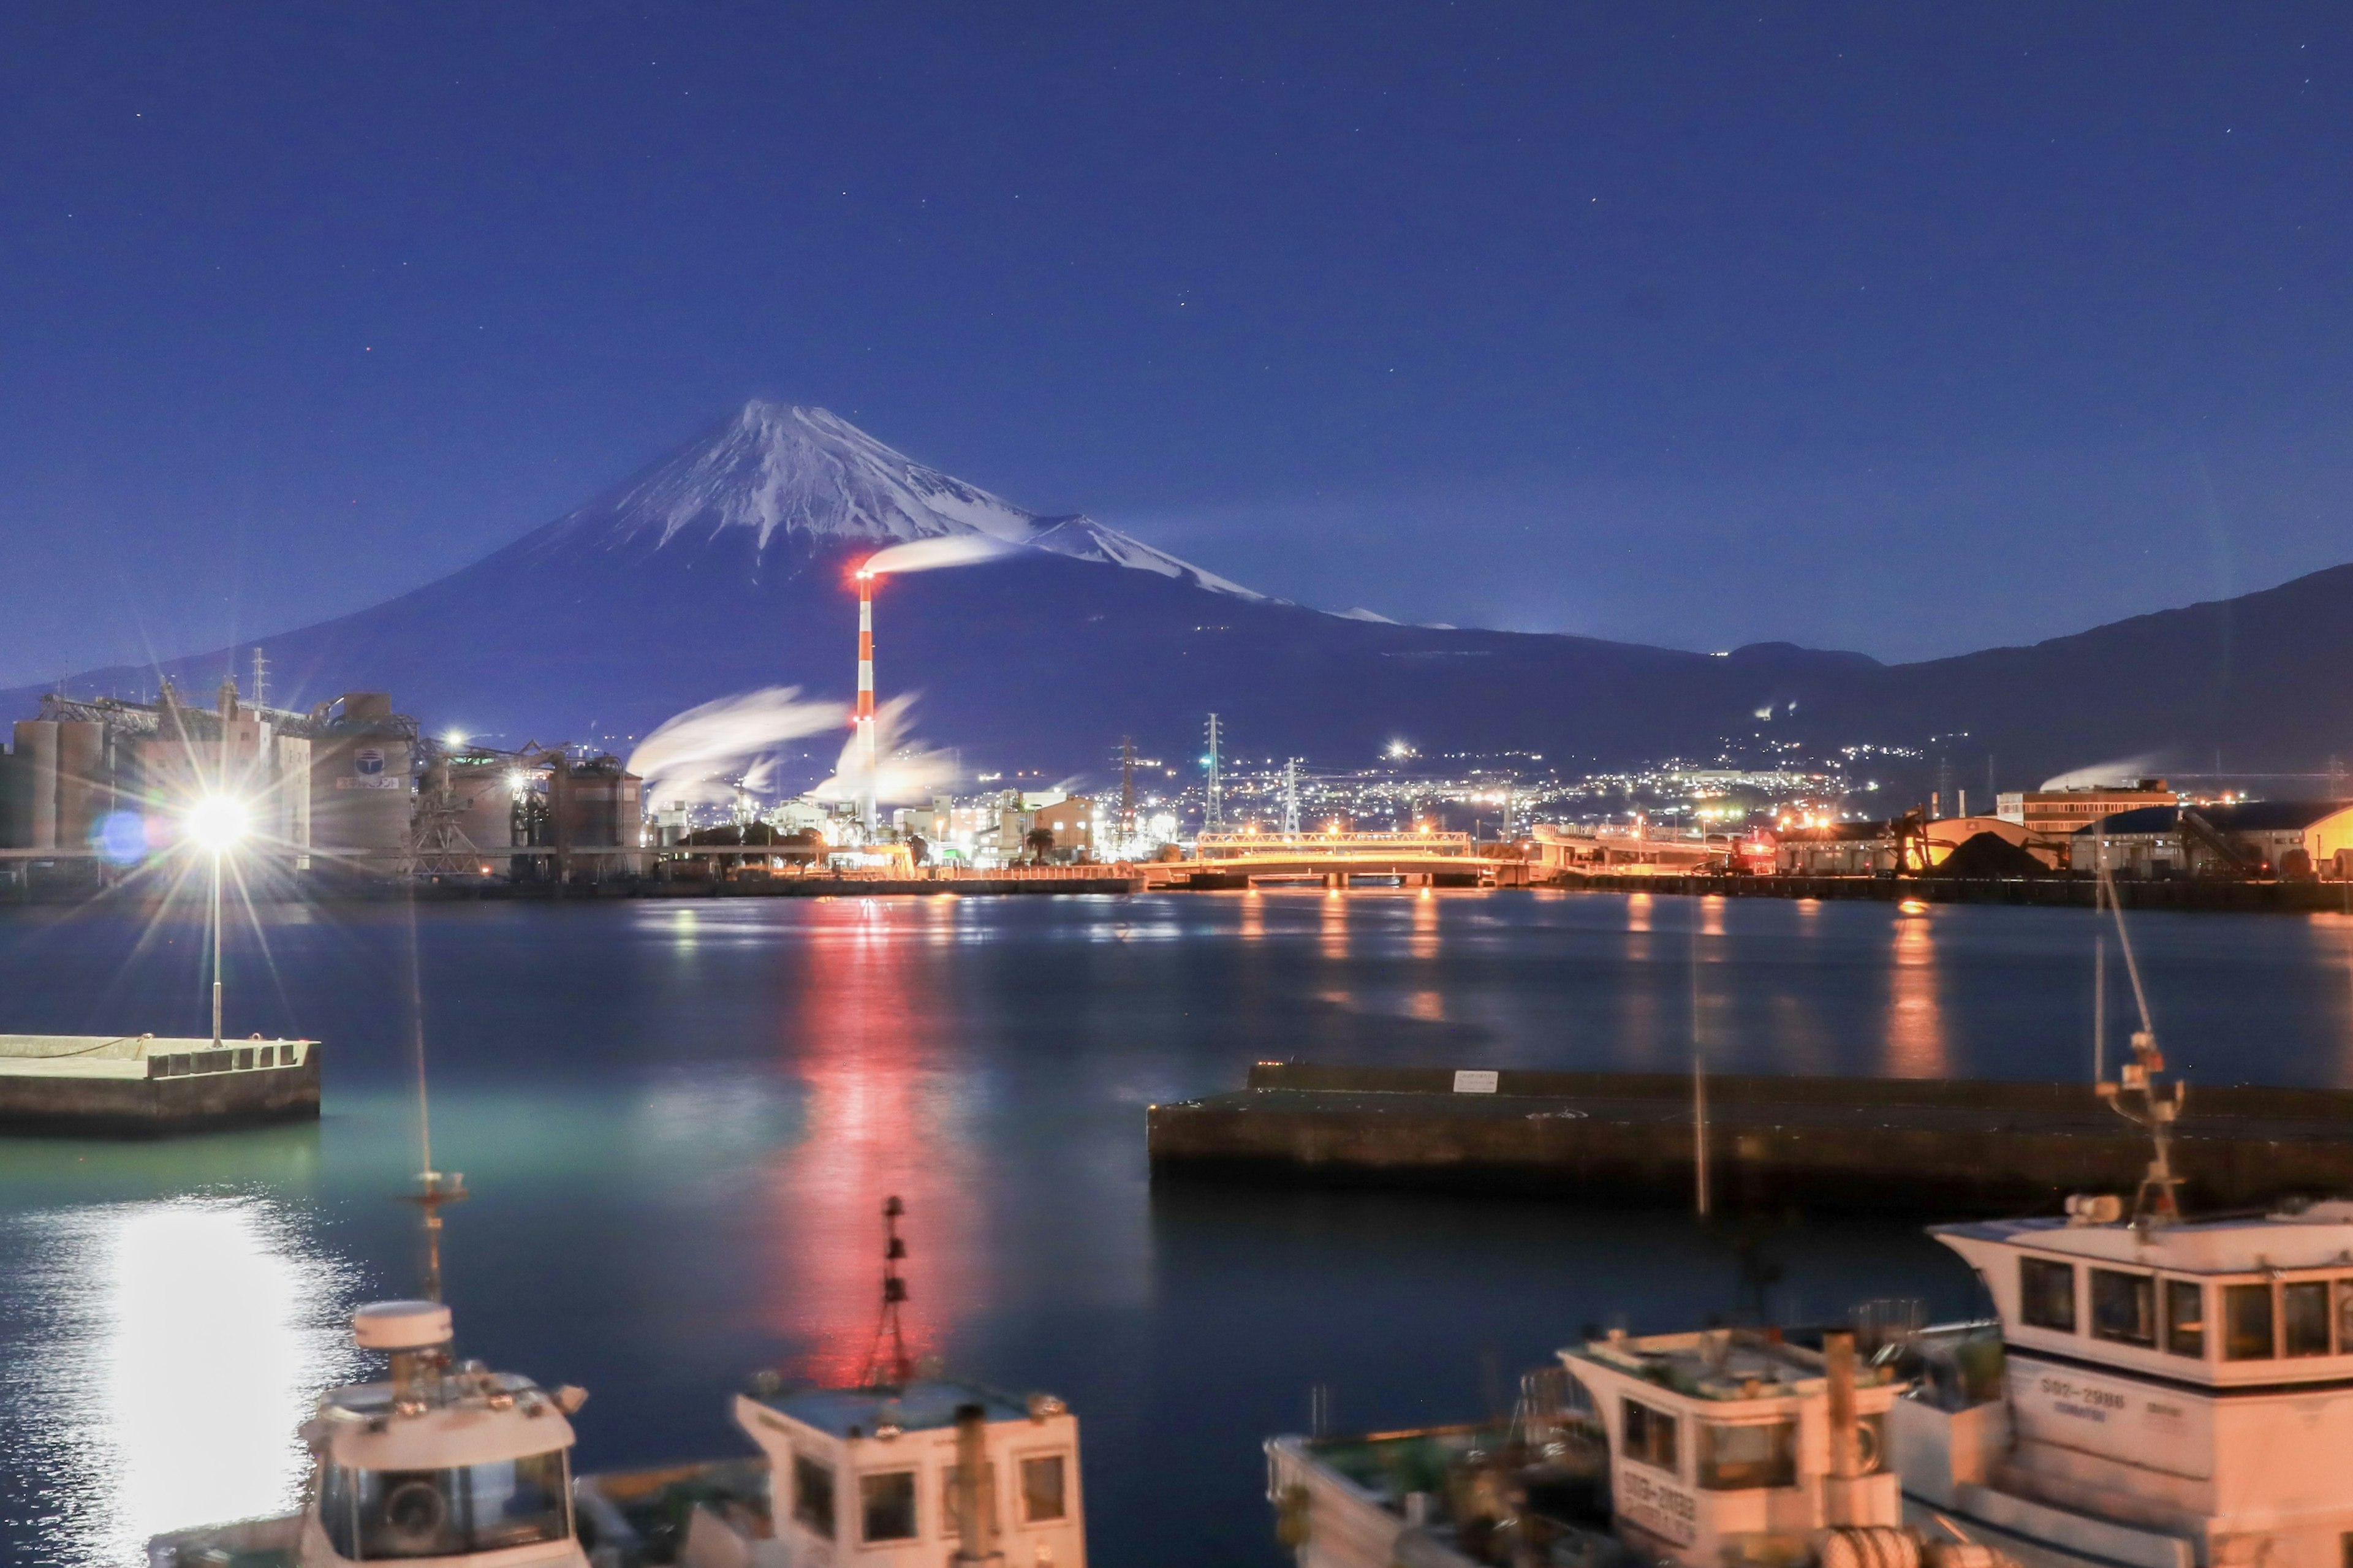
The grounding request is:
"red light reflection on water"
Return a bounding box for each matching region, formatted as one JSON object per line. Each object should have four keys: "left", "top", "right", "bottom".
{"left": 1887, "top": 909, "right": 1949, "bottom": 1077}
{"left": 765, "top": 900, "right": 983, "bottom": 1385}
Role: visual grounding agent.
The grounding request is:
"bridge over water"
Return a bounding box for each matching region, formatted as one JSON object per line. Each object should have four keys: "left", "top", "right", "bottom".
{"left": 1140, "top": 829, "right": 1504, "bottom": 888}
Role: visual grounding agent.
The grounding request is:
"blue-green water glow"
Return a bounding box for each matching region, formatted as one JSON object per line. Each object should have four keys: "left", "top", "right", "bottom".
{"left": 5, "top": 888, "right": 2352, "bottom": 1566}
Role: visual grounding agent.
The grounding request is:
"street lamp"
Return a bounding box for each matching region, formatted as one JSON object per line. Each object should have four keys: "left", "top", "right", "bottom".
{"left": 184, "top": 794, "right": 248, "bottom": 1049}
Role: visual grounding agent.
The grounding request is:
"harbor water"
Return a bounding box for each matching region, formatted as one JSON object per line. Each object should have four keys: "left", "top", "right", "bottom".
{"left": 6, "top": 888, "right": 2353, "bottom": 1566}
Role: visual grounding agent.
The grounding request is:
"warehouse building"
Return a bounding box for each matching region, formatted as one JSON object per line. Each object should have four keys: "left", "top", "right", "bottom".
{"left": 2074, "top": 801, "right": 2353, "bottom": 879}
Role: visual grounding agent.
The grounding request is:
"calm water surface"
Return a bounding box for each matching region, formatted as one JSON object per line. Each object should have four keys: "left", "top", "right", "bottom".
{"left": 6, "top": 888, "right": 2353, "bottom": 1566}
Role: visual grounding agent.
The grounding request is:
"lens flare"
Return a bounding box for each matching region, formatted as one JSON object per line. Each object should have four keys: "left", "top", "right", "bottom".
{"left": 183, "top": 795, "right": 248, "bottom": 854}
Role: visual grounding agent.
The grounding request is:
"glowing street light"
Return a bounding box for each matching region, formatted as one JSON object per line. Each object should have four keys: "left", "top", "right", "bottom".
{"left": 184, "top": 794, "right": 248, "bottom": 1050}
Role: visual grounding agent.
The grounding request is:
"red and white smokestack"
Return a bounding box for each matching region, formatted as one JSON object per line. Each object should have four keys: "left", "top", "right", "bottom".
{"left": 856, "top": 565, "right": 878, "bottom": 833}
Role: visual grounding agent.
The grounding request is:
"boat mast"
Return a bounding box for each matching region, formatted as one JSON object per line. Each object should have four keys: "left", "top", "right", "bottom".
{"left": 399, "top": 900, "right": 466, "bottom": 1302}
{"left": 2093, "top": 854, "right": 2184, "bottom": 1224}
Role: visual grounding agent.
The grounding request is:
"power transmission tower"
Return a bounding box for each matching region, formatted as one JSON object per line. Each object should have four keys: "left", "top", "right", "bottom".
{"left": 1204, "top": 714, "right": 1224, "bottom": 830}
{"left": 1281, "top": 758, "right": 1300, "bottom": 835}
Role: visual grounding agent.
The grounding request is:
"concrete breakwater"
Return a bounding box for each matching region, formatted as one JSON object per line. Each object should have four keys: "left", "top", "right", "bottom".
{"left": 1147, "top": 1061, "right": 2353, "bottom": 1214}
{"left": 0, "top": 1036, "right": 321, "bottom": 1135}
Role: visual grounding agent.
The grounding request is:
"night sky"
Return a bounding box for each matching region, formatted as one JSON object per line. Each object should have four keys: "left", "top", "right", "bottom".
{"left": 4, "top": 5, "right": 2349, "bottom": 687}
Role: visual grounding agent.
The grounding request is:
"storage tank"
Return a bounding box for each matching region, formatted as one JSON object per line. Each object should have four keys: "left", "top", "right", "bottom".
{"left": 445, "top": 759, "right": 516, "bottom": 852}
{"left": 54, "top": 721, "right": 104, "bottom": 850}
{"left": 308, "top": 694, "right": 412, "bottom": 865}
{"left": 11, "top": 721, "right": 58, "bottom": 850}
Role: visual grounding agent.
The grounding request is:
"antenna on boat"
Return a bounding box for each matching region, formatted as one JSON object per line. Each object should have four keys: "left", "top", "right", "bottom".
{"left": 859, "top": 1195, "right": 914, "bottom": 1391}
{"left": 1691, "top": 898, "right": 1710, "bottom": 1220}
{"left": 397, "top": 899, "right": 466, "bottom": 1302}
{"left": 2092, "top": 850, "right": 2183, "bottom": 1224}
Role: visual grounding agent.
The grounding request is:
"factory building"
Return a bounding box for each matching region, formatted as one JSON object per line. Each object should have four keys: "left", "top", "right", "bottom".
{"left": 1029, "top": 795, "right": 1098, "bottom": 861}
{"left": 307, "top": 692, "right": 413, "bottom": 865}
{"left": 2, "top": 679, "right": 321, "bottom": 863}
{"left": 0, "top": 680, "right": 431, "bottom": 879}
{"left": 1775, "top": 821, "right": 1900, "bottom": 875}
{"left": 1995, "top": 780, "right": 2176, "bottom": 859}
{"left": 2074, "top": 801, "right": 2353, "bottom": 879}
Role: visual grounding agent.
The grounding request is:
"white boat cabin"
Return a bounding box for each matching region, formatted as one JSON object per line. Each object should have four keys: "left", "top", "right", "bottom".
{"left": 301, "top": 1300, "right": 588, "bottom": 1567}
{"left": 151, "top": 1298, "right": 590, "bottom": 1567}
{"left": 1560, "top": 1328, "right": 1907, "bottom": 1567}
{"left": 1896, "top": 1202, "right": 2353, "bottom": 1568}
{"left": 731, "top": 1376, "right": 1085, "bottom": 1568}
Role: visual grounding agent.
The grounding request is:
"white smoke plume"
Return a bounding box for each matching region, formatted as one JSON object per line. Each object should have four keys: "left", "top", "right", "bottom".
{"left": 627, "top": 686, "right": 848, "bottom": 807}
{"left": 811, "top": 693, "right": 961, "bottom": 809}
{"left": 2037, "top": 754, "right": 2169, "bottom": 790}
{"left": 863, "top": 533, "right": 1021, "bottom": 575}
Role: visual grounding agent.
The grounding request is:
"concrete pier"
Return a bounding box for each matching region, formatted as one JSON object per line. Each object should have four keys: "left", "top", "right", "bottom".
{"left": 0, "top": 1035, "right": 320, "bottom": 1134}
{"left": 1147, "top": 1061, "right": 2353, "bottom": 1214}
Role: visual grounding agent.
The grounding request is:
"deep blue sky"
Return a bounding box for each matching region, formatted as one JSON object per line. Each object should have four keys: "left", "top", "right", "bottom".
{"left": 4, "top": 4, "right": 2349, "bottom": 687}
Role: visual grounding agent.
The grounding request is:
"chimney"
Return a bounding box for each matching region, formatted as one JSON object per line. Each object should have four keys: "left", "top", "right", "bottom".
{"left": 855, "top": 566, "right": 878, "bottom": 835}
{"left": 951, "top": 1402, "right": 1003, "bottom": 1565}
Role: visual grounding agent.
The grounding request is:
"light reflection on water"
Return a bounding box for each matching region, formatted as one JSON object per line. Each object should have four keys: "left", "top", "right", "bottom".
{"left": 7, "top": 893, "right": 2353, "bottom": 1567}
{"left": 0, "top": 1195, "right": 360, "bottom": 1567}
{"left": 768, "top": 900, "right": 985, "bottom": 1386}
{"left": 1887, "top": 909, "right": 1949, "bottom": 1077}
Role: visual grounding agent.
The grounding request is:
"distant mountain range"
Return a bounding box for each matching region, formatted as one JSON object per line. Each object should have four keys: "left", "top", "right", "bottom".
{"left": 12, "top": 401, "right": 2351, "bottom": 800}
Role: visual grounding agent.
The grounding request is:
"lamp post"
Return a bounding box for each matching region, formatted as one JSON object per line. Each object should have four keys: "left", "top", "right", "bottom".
{"left": 184, "top": 795, "right": 248, "bottom": 1049}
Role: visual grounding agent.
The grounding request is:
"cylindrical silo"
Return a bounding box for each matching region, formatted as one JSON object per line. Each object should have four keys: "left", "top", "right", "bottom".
{"left": 12, "top": 721, "right": 58, "bottom": 850}
{"left": 55, "top": 721, "right": 104, "bottom": 849}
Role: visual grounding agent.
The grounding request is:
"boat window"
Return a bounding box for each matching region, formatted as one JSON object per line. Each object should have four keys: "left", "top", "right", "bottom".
{"left": 2165, "top": 1281, "right": 2205, "bottom": 1358}
{"left": 1621, "top": 1398, "right": 1678, "bottom": 1474}
{"left": 941, "top": 1461, "right": 999, "bottom": 1539}
{"left": 860, "top": 1470, "right": 917, "bottom": 1542}
{"left": 320, "top": 1464, "right": 359, "bottom": 1558}
{"left": 2090, "top": 1270, "right": 2156, "bottom": 1346}
{"left": 793, "top": 1453, "right": 836, "bottom": 1539}
{"left": 1696, "top": 1421, "right": 1794, "bottom": 1491}
{"left": 2020, "top": 1257, "right": 2077, "bottom": 1332}
{"left": 339, "top": 1452, "right": 569, "bottom": 1558}
{"left": 1021, "top": 1455, "right": 1068, "bottom": 1522}
{"left": 2224, "top": 1283, "right": 2276, "bottom": 1360}
{"left": 2286, "top": 1282, "right": 2331, "bottom": 1357}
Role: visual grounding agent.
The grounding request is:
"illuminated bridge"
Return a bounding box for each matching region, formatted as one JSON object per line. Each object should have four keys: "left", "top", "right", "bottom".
{"left": 1142, "top": 830, "right": 1500, "bottom": 888}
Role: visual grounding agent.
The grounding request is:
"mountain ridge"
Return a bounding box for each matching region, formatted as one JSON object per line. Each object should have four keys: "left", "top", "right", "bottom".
{"left": 8, "top": 402, "right": 2349, "bottom": 798}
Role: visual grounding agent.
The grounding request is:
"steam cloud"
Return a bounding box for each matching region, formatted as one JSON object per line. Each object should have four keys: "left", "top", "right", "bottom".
{"left": 2037, "top": 754, "right": 2169, "bottom": 791}
{"left": 811, "top": 694, "right": 961, "bottom": 809}
{"left": 863, "top": 533, "right": 1022, "bottom": 575}
{"left": 627, "top": 686, "right": 847, "bottom": 806}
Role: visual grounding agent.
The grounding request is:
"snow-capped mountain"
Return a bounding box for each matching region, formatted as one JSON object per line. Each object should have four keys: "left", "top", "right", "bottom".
{"left": 20, "top": 396, "right": 2350, "bottom": 794}
{"left": 536, "top": 401, "right": 1261, "bottom": 598}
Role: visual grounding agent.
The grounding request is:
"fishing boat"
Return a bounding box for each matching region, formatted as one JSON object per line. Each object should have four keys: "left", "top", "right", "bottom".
{"left": 1267, "top": 873, "right": 2353, "bottom": 1568}
{"left": 149, "top": 1172, "right": 595, "bottom": 1568}
{"left": 1266, "top": 1315, "right": 2011, "bottom": 1568}
{"left": 1889, "top": 870, "right": 2353, "bottom": 1568}
{"left": 576, "top": 1196, "right": 1088, "bottom": 1568}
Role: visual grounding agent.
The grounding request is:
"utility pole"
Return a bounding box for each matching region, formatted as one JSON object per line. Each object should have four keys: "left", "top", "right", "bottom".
{"left": 1281, "top": 758, "right": 1300, "bottom": 835}
{"left": 1204, "top": 714, "right": 1223, "bottom": 831}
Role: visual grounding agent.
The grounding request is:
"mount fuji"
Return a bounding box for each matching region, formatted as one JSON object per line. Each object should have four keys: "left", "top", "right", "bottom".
{"left": 16, "top": 399, "right": 2353, "bottom": 796}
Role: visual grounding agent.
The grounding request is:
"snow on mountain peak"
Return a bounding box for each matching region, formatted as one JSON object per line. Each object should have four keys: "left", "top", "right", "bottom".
{"left": 544, "top": 400, "right": 1261, "bottom": 598}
